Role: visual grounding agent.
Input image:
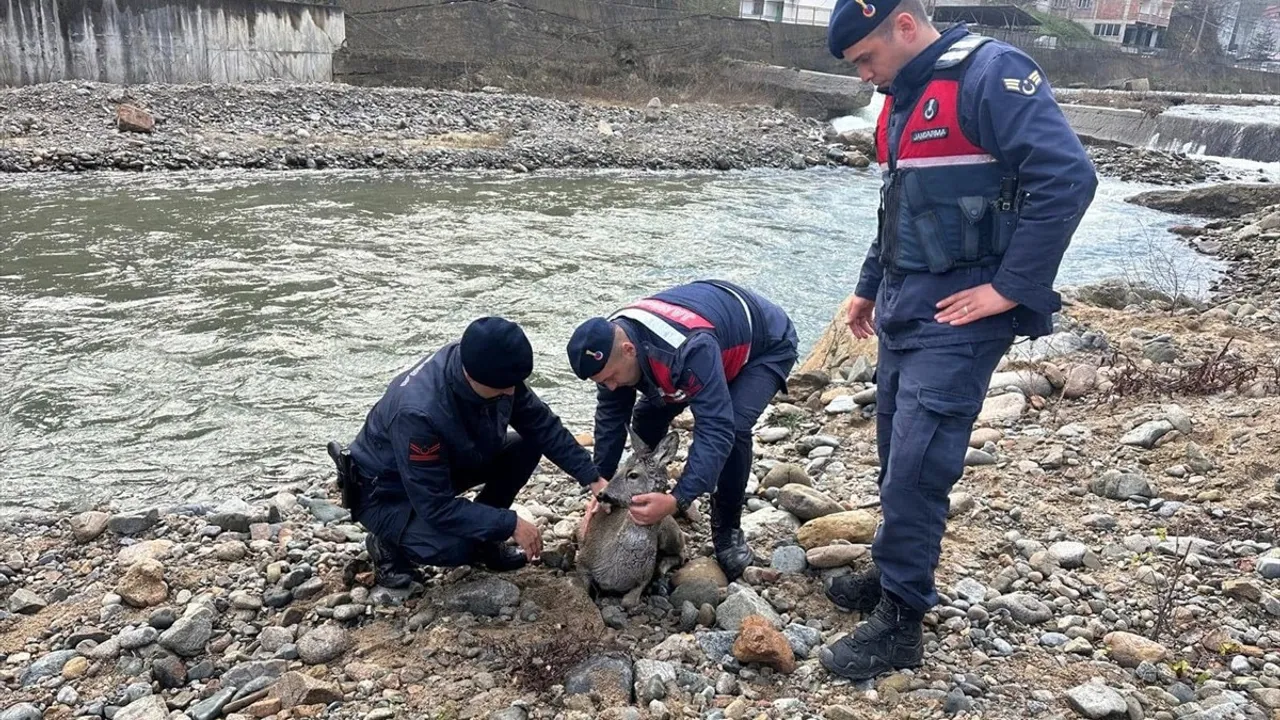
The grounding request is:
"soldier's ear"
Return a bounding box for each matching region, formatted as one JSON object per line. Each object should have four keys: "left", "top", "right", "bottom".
{"left": 651, "top": 431, "right": 680, "bottom": 467}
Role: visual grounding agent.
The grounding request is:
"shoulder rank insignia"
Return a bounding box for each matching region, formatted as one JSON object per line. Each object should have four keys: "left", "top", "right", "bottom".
{"left": 1003, "top": 70, "right": 1042, "bottom": 95}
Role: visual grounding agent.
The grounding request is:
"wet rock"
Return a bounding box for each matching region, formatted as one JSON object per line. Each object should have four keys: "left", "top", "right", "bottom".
{"left": 116, "top": 558, "right": 168, "bottom": 607}
{"left": 440, "top": 577, "right": 520, "bottom": 617}
{"left": 732, "top": 614, "right": 796, "bottom": 673}
{"left": 717, "top": 583, "right": 783, "bottom": 631}
{"left": 71, "top": 511, "right": 111, "bottom": 543}
{"left": 208, "top": 498, "right": 261, "bottom": 532}
{"left": 1065, "top": 682, "right": 1129, "bottom": 719}
{"left": 777, "top": 484, "right": 842, "bottom": 520}
{"left": 297, "top": 623, "right": 349, "bottom": 664}
{"left": 108, "top": 509, "right": 159, "bottom": 536}
{"left": 271, "top": 670, "right": 343, "bottom": 708}
{"left": 796, "top": 510, "right": 876, "bottom": 549}
{"left": 564, "top": 653, "right": 633, "bottom": 706}
{"left": 1103, "top": 631, "right": 1169, "bottom": 667}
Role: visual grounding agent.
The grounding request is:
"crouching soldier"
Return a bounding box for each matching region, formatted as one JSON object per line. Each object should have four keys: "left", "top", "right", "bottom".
{"left": 334, "top": 316, "right": 607, "bottom": 587}
{"left": 566, "top": 280, "right": 799, "bottom": 581}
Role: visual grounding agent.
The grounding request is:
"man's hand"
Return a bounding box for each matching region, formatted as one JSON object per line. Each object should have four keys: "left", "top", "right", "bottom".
{"left": 846, "top": 296, "right": 875, "bottom": 339}
{"left": 512, "top": 517, "right": 543, "bottom": 562}
{"left": 588, "top": 478, "right": 610, "bottom": 512}
{"left": 628, "top": 493, "right": 677, "bottom": 526}
{"left": 579, "top": 478, "right": 611, "bottom": 537}
{"left": 935, "top": 283, "right": 1016, "bottom": 326}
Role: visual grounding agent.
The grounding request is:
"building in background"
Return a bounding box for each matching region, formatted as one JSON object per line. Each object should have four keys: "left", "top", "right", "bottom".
{"left": 1035, "top": 0, "right": 1173, "bottom": 48}
{"left": 739, "top": 0, "right": 833, "bottom": 25}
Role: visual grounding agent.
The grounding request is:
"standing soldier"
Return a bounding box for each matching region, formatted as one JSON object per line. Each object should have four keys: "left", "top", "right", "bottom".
{"left": 820, "top": 0, "right": 1098, "bottom": 681}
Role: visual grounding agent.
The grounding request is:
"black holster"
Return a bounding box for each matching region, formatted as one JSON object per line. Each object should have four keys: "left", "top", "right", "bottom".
{"left": 326, "top": 441, "right": 361, "bottom": 514}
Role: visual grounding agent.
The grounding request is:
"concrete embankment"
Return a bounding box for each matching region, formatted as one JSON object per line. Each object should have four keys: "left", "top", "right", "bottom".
{"left": 1062, "top": 104, "right": 1280, "bottom": 163}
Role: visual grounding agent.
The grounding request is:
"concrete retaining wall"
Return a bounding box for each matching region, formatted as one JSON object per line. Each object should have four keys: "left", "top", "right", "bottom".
{"left": 1062, "top": 104, "right": 1280, "bottom": 162}
{"left": 336, "top": 0, "right": 851, "bottom": 94}
{"left": 0, "top": 0, "right": 345, "bottom": 86}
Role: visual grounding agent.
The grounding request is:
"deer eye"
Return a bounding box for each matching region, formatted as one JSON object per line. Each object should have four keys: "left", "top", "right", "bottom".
{"left": 627, "top": 470, "right": 641, "bottom": 479}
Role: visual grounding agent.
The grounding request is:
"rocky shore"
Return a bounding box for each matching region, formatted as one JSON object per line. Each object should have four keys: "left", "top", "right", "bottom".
{"left": 0, "top": 81, "right": 844, "bottom": 174}
{"left": 3, "top": 191, "right": 1280, "bottom": 720}
{"left": 0, "top": 80, "right": 1248, "bottom": 185}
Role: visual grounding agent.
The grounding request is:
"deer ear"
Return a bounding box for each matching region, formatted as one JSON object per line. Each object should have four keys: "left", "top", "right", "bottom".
{"left": 651, "top": 431, "right": 680, "bottom": 466}
{"left": 627, "top": 426, "right": 650, "bottom": 456}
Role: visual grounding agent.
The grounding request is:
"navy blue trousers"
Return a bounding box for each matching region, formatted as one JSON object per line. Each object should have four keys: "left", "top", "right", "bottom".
{"left": 632, "top": 354, "right": 796, "bottom": 532}
{"left": 872, "top": 338, "right": 1009, "bottom": 612}
{"left": 358, "top": 431, "right": 541, "bottom": 568}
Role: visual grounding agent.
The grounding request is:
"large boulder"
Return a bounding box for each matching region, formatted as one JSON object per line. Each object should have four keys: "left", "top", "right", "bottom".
{"left": 795, "top": 295, "right": 878, "bottom": 376}
{"left": 1127, "top": 182, "right": 1280, "bottom": 217}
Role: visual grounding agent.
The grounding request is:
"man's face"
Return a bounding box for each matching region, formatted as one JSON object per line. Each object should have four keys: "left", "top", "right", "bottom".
{"left": 590, "top": 343, "right": 641, "bottom": 391}
{"left": 841, "top": 18, "right": 916, "bottom": 87}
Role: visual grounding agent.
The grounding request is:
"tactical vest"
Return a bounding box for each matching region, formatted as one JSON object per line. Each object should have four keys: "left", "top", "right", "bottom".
{"left": 875, "top": 34, "right": 1021, "bottom": 275}
{"left": 609, "top": 282, "right": 754, "bottom": 404}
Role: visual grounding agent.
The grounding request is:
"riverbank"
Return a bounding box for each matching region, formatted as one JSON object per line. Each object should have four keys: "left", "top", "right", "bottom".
{"left": 2, "top": 191, "right": 1279, "bottom": 720}
{"left": 0, "top": 80, "right": 1254, "bottom": 185}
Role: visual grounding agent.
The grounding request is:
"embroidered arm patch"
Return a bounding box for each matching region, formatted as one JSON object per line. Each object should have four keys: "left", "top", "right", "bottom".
{"left": 1003, "top": 70, "right": 1042, "bottom": 96}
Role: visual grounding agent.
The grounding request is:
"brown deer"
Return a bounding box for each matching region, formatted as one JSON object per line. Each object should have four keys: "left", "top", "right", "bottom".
{"left": 576, "top": 429, "right": 686, "bottom": 607}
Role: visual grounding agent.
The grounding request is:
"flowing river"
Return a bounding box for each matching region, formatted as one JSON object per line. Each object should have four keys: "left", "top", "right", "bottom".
{"left": 0, "top": 166, "right": 1231, "bottom": 513}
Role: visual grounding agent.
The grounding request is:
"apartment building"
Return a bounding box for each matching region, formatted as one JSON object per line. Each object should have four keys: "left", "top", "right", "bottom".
{"left": 1036, "top": 0, "right": 1174, "bottom": 48}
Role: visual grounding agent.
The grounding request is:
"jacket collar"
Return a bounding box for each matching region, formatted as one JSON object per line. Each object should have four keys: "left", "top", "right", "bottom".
{"left": 617, "top": 318, "right": 655, "bottom": 392}
{"left": 887, "top": 24, "right": 970, "bottom": 98}
{"left": 446, "top": 343, "right": 493, "bottom": 407}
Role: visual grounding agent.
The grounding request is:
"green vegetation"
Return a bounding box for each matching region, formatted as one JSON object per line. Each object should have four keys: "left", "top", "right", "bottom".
{"left": 1026, "top": 9, "right": 1107, "bottom": 45}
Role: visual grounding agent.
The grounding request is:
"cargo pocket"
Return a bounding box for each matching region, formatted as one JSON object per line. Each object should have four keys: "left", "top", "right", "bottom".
{"left": 908, "top": 386, "right": 983, "bottom": 492}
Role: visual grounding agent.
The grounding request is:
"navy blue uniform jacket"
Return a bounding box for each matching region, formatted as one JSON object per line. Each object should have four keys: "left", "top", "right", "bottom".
{"left": 857, "top": 25, "right": 1099, "bottom": 349}
{"left": 592, "top": 281, "right": 797, "bottom": 507}
{"left": 349, "top": 342, "right": 599, "bottom": 542}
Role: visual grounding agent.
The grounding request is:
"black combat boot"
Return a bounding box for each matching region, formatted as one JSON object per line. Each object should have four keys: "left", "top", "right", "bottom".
{"left": 712, "top": 524, "right": 755, "bottom": 583}
{"left": 366, "top": 534, "right": 418, "bottom": 590}
{"left": 819, "top": 591, "right": 924, "bottom": 681}
{"left": 825, "top": 564, "right": 884, "bottom": 614}
{"left": 709, "top": 496, "right": 754, "bottom": 581}
{"left": 473, "top": 541, "right": 528, "bottom": 572}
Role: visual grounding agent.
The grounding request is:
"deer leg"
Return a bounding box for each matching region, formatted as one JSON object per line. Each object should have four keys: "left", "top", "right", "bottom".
{"left": 657, "top": 516, "right": 686, "bottom": 561}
